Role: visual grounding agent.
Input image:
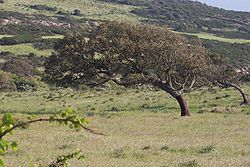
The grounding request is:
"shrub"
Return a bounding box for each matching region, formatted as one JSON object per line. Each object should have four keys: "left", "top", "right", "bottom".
{"left": 0, "top": 34, "right": 37, "bottom": 45}
{"left": 72, "top": 9, "right": 81, "bottom": 16}
{"left": 13, "top": 77, "right": 38, "bottom": 91}
{"left": 0, "top": 71, "right": 16, "bottom": 91}
{"left": 2, "top": 59, "right": 36, "bottom": 77}
{"left": 30, "top": 4, "right": 57, "bottom": 12}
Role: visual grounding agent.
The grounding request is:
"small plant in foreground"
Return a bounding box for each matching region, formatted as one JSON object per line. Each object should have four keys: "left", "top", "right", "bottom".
{"left": 0, "top": 108, "right": 102, "bottom": 166}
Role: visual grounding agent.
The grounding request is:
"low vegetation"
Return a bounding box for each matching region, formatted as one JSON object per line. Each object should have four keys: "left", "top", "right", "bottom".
{"left": 0, "top": 85, "right": 249, "bottom": 166}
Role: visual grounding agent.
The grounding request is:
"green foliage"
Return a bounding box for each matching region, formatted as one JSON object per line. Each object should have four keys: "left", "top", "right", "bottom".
{"left": 104, "top": 0, "right": 250, "bottom": 39}
{"left": 0, "top": 108, "right": 92, "bottom": 166}
{"left": 0, "top": 114, "right": 18, "bottom": 166}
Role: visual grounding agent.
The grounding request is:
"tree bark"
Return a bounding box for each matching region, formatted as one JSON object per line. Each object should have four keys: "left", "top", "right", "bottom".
{"left": 153, "top": 80, "right": 191, "bottom": 116}
{"left": 231, "top": 84, "right": 249, "bottom": 105}
{"left": 175, "top": 95, "right": 191, "bottom": 116}
{"left": 218, "top": 82, "right": 249, "bottom": 106}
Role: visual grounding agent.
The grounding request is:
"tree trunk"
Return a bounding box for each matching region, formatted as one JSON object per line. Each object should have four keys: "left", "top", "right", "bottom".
{"left": 175, "top": 95, "right": 191, "bottom": 116}
{"left": 231, "top": 84, "right": 249, "bottom": 105}
{"left": 218, "top": 82, "right": 249, "bottom": 106}
{"left": 153, "top": 80, "right": 191, "bottom": 116}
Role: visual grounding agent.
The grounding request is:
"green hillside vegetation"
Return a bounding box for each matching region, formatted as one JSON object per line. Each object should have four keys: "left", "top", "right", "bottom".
{"left": 103, "top": 0, "right": 250, "bottom": 39}
{"left": 0, "top": 0, "right": 140, "bottom": 22}
{"left": 1, "top": 0, "right": 250, "bottom": 68}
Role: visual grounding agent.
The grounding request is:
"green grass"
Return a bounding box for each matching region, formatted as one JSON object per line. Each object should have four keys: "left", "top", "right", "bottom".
{"left": 0, "top": 0, "right": 141, "bottom": 22}
{"left": 177, "top": 32, "right": 250, "bottom": 44}
{"left": 0, "top": 35, "right": 15, "bottom": 39}
{"left": 1, "top": 84, "right": 250, "bottom": 166}
{"left": 0, "top": 43, "right": 52, "bottom": 56}
{"left": 41, "top": 35, "right": 64, "bottom": 39}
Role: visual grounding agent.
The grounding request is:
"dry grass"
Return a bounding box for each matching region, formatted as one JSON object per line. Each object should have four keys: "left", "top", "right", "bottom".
{"left": 0, "top": 84, "right": 250, "bottom": 166}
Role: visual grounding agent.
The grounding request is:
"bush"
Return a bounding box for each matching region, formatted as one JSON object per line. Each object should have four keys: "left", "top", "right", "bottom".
{"left": 13, "top": 77, "right": 38, "bottom": 91}
{"left": 0, "top": 34, "right": 38, "bottom": 45}
{"left": 30, "top": 4, "right": 57, "bottom": 12}
{"left": 0, "top": 71, "right": 16, "bottom": 91}
{"left": 72, "top": 9, "right": 81, "bottom": 16}
{"left": 2, "top": 59, "right": 36, "bottom": 77}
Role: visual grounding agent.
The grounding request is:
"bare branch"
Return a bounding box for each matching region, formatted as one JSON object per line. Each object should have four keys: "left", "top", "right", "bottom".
{"left": 0, "top": 118, "right": 104, "bottom": 139}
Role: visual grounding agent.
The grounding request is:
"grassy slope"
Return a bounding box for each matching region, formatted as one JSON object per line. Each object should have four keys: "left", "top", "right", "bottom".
{"left": 0, "top": 0, "right": 140, "bottom": 22}
{"left": 0, "top": 43, "right": 52, "bottom": 56}
{"left": 0, "top": 0, "right": 141, "bottom": 56}
{"left": 1, "top": 0, "right": 249, "bottom": 58}
{"left": 2, "top": 0, "right": 248, "bottom": 44}
{"left": 1, "top": 85, "right": 250, "bottom": 166}
{"left": 177, "top": 32, "right": 250, "bottom": 44}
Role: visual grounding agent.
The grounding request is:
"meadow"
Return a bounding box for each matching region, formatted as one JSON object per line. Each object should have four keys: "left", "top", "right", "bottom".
{"left": 1, "top": 83, "right": 250, "bottom": 166}
{"left": 0, "top": 43, "right": 52, "bottom": 56}
{"left": 178, "top": 32, "right": 250, "bottom": 44}
{"left": 0, "top": 0, "right": 141, "bottom": 22}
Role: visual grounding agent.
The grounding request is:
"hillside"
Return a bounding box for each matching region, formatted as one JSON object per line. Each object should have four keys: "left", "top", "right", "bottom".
{"left": 103, "top": 0, "right": 250, "bottom": 39}
{"left": 0, "top": 0, "right": 250, "bottom": 68}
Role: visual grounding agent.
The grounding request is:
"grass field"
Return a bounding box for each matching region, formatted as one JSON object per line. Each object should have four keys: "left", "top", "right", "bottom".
{"left": 41, "top": 35, "right": 64, "bottom": 39}
{"left": 178, "top": 32, "right": 250, "bottom": 44}
{"left": 0, "top": 43, "right": 52, "bottom": 56}
{"left": 0, "top": 0, "right": 141, "bottom": 22}
{"left": 1, "top": 84, "right": 250, "bottom": 166}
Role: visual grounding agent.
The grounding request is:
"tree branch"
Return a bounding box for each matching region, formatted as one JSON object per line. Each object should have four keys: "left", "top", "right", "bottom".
{"left": 0, "top": 118, "right": 104, "bottom": 139}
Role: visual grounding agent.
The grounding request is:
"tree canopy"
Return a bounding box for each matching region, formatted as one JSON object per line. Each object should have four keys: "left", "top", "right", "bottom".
{"left": 45, "top": 22, "right": 214, "bottom": 116}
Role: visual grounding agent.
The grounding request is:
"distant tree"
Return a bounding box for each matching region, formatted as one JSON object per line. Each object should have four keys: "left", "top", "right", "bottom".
{"left": 45, "top": 22, "right": 212, "bottom": 116}
{"left": 209, "top": 53, "right": 248, "bottom": 105}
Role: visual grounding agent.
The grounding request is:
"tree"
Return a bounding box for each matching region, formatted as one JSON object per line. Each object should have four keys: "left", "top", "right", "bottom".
{"left": 45, "top": 22, "right": 211, "bottom": 116}
{"left": 209, "top": 53, "right": 249, "bottom": 105}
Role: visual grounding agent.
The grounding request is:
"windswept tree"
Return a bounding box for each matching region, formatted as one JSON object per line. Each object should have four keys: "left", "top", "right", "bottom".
{"left": 209, "top": 54, "right": 249, "bottom": 105}
{"left": 45, "top": 22, "right": 212, "bottom": 116}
